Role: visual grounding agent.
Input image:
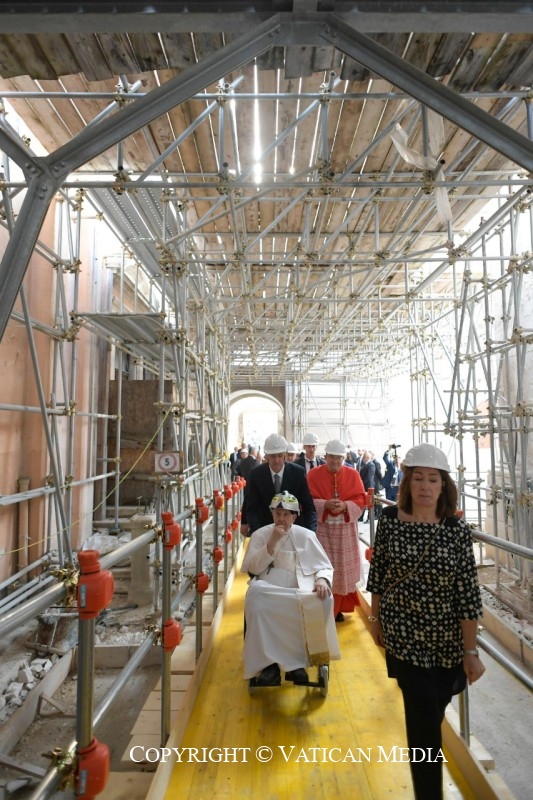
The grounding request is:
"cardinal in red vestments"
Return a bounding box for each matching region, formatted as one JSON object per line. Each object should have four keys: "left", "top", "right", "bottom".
{"left": 307, "top": 439, "right": 367, "bottom": 621}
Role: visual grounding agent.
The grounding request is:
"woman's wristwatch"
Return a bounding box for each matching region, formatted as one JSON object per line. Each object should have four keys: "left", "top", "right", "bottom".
{"left": 368, "top": 615, "right": 380, "bottom": 622}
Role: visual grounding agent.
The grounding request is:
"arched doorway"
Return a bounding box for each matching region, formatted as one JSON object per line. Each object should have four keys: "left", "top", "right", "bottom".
{"left": 228, "top": 391, "right": 284, "bottom": 455}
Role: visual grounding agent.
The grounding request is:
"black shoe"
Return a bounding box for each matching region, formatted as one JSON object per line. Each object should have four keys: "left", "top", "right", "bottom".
{"left": 335, "top": 612, "right": 345, "bottom": 622}
{"left": 249, "top": 663, "right": 281, "bottom": 687}
{"left": 285, "top": 668, "right": 309, "bottom": 685}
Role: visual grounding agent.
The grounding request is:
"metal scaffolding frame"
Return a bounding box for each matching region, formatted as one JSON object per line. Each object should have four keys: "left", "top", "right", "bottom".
{"left": 0, "top": 12, "right": 532, "bottom": 795}
{"left": 0, "top": 5, "right": 530, "bottom": 613}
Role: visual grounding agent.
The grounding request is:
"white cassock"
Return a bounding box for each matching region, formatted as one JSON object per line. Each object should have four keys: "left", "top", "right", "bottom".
{"left": 241, "top": 523, "right": 341, "bottom": 679}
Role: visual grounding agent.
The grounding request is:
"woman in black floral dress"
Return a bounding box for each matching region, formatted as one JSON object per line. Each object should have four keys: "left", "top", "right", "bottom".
{"left": 366, "top": 443, "right": 485, "bottom": 800}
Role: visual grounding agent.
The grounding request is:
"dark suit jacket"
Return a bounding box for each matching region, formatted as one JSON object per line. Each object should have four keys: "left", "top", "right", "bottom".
{"left": 295, "top": 453, "right": 325, "bottom": 471}
{"left": 236, "top": 455, "right": 259, "bottom": 481}
{"left": 359, "top": 459, "right": 376, "bottom": 490}
{"left": 241, "top": 461, "right": 317, "bottom": 534}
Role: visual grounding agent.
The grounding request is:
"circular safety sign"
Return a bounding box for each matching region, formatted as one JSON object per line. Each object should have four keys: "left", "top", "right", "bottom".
{"left": 155, "top": 452, "right": 180, "bottom": 473}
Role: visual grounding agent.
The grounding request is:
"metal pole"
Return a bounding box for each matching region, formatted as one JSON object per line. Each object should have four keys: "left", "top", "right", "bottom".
{"left": 195, "top": 506, "right": 204, "bottom": 661}
{"left": 111, "top": 352, "right": 124, "bottom": 533}
{"left": 160, "top": 538, "right": 172, "bottom": 743}
{"left": 212, "top": 492, "right": 220, "bottom": 616}
{"left": 458, "top": 686, "right": 470, "bottom": 745}
{"left": 76, "top": 619, "right": 96, "bottom": 749}
{"left": 0, "top": 554, "right": 51, "bottom": 591}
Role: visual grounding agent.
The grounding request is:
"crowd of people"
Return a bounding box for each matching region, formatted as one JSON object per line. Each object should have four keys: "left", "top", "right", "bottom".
{"left": 234, "top": 432, "right": 485, "bottom": 799}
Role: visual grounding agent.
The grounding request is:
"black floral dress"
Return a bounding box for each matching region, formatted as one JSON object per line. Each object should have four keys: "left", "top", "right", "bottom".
{"left": 366, "top": 506, "right": 483, "bottom": 695}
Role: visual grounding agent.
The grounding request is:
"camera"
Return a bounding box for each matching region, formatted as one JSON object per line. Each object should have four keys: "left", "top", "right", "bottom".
{"left": 390, "top": 443, "right": 401, "bottom": 449}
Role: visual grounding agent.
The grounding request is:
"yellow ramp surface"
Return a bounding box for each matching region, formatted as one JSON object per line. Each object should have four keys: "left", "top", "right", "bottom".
{"left": 163, "top": 569, "right": 475, "bottom": 799}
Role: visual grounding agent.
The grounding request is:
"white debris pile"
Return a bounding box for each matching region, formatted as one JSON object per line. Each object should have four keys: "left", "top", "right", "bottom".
{"left": 0, "top": 656, "right": 56, "bottom": 724}
{"left": 94, "top": 621, "right": 147, "bottom": 645}
{"left": 81, "top": 528, "right": 131, "bottom": 555}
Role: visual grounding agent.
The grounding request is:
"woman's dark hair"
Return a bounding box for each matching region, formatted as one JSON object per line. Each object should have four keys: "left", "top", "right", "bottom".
{"left": 397, "top": 466, "right": 458, "bottom": 517}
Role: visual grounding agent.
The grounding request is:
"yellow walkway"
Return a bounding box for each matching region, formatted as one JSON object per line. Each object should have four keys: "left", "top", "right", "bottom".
{"left": 157, "top": 567, "right": 477, "bottom": 800}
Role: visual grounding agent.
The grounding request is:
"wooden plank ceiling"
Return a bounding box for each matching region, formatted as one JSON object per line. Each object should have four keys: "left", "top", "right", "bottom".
{"left": 0, "top": 4, "right": 532, "bottom": 382}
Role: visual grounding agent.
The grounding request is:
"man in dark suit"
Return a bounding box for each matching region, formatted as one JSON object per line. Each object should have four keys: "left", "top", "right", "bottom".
{"left": 236, "top": 447, "right": 259, "bottom": 481}
{"left": 240, "top": 433, "right": 317, "bottom": 535}
{"left": 359, "top": 450, "right": 376, "bottom": 522}
{"left": 295, "top": 431, "right": 325, "bottom": 473}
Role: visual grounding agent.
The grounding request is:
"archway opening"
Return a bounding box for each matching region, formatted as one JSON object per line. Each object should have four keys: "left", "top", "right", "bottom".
{"left": 228, "top": 391, "right": 284, "bottom": 455}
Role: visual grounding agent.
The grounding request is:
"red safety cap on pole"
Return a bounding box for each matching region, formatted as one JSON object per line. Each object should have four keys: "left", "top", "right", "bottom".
{"left": 195, "top": 498, "right": 209, "bottom": 523}
{"left": 76, "top": 737, "right": 110, "bottom": 799}
{"left": 196, "top": 572, "right": 209, "bottom": 593}
{"left": 77, "top": 551, "right": 114, "bottom": 620}
{"left": 162, "top": 618, "right": 182, "bottom": 652}
{"left": 161, "top": 511, "right": 174, "bottom": 526}
{"left": 163, "top": 519, "right": 182, "bottom": 550}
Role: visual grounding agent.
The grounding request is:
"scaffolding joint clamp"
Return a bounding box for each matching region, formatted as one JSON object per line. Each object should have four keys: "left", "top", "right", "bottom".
{"left": 42, "top": 746, "right": 76, "bottom": 791}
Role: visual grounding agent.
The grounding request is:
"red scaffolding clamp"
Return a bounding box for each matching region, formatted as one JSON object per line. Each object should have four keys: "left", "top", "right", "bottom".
{"left": 195, "top": 497, "right": 209, "bottom": 523}
{"left": 162, "top": 618, "right": 182, "bottom": 652}
{"left": 213, "top": 545, "right": 224, "bottom": 563}
{"left": 223, "top": 484, "right": 233, "bottom": 500}
{"left": 196, "top": 572, "right": 209, "bottom": 593}
{"left": 224, "top": 527, "right": 233, "bottom": 544}
{"left": 213, "top": 489, "right": 224, "bottom": 510}
{"left": 161, "top": 511, "right": 182, "bottom": 550}
{"left": 75, "top": 737, "right": 110, "bottom": 799}
{"left": 76, "top": 551, "right": 114, "bottom": 620}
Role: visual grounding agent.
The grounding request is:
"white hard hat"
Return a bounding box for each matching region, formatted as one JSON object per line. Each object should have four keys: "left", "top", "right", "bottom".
{"left": 269, "top": 491, "right": 300, "bottom": 512}
{"left": 302, "top": 432, "right": 319, "bottom": 446}
{"left": 325, "top": 439, "right": 347, "bottom": 456}
{"left": 264, "top": 433, "right": 288, "bottom": 455}
{"left": 287, "top": 442, "right": 299, "bottom": 454}
{"left": 402, "top": 443, "right": 451, "bottom": 472}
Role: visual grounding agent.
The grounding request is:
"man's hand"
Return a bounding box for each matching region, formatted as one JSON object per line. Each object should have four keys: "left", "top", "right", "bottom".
{"left": 325, "top": 499, "right": 345, "bottom": 513}
{"left": 314, "top": 577, "right": 332, "bottom": 600}
{"left": 270, "top": 523, "right": 287, "bottom": 544}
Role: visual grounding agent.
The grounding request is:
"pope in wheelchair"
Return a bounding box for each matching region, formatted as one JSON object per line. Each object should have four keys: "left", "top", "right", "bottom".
{"left": 242, "top": 491, "right": 340, "bottom": 692}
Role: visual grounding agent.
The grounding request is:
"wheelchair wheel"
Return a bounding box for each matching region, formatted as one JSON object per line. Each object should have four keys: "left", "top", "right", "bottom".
{"left": 318, "top": 664, "right": 329, "bottom": 697}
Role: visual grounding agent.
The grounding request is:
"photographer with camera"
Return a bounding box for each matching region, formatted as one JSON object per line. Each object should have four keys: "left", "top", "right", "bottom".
{"left": 382, "top": 444, "right": 403, "bottom": 502}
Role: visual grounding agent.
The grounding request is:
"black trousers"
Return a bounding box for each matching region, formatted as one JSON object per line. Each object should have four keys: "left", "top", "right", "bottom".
{"left": 386, "top": 652, "right": 465, "bottom": 800}
{"left": 400, "top": 687, "right": 450, "bottom": 800}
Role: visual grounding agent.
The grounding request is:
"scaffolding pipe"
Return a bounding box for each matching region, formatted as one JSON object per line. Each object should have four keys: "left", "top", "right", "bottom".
{"left": 28, "top": 565, "right": 196, "bottom": 800}
{"left": 0, "top": 554, "right": 52, "bottom": 592}
{"left": 0, "top": 528, "right": 156, "bottom": 639}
